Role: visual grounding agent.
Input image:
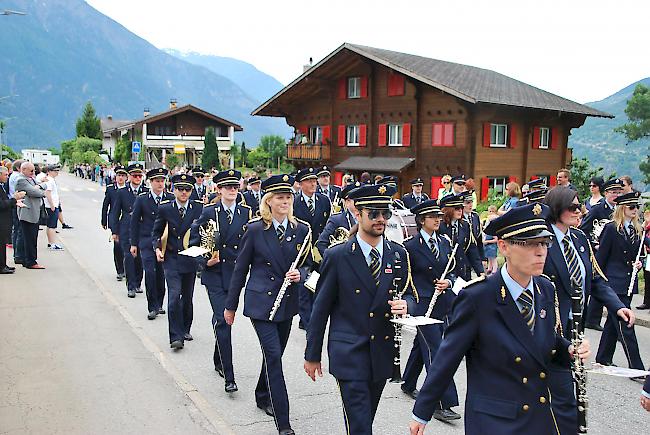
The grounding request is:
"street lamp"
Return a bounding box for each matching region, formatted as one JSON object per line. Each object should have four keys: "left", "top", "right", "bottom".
{"left": 1, "top": 10, "right": 26, "bottom": 15}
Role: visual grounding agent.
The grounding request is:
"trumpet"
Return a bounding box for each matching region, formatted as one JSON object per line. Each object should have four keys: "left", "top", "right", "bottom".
{"left": 198, "top": 218, "right": 220, "bottom": 260}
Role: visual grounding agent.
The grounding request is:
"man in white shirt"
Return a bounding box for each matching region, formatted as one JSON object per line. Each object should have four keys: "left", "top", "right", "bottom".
{"left": 43, "top": 165, "right": 63, "bottom": 250}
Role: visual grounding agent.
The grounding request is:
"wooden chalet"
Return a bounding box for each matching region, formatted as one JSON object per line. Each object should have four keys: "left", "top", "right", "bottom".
{"left": 253, "top": 43, "right": 612, "bottom": 200}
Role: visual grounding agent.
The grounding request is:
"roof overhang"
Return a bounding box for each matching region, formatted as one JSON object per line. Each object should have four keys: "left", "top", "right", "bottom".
{"left": 334, "top": 156, "right": 415, "bottom": 173}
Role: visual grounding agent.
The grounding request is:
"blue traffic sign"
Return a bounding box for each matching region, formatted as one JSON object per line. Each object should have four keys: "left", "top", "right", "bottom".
{"left": 131, "top": 141, "right": 141, "bottom": 153}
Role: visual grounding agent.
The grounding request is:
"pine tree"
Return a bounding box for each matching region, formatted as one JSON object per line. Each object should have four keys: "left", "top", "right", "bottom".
{"left": 202, "top": 127, "right": 221, "bottom": 170}
{"left": 240, "top": 142, "right": 248, "bottom": 167}
{"left": 75, "top": 101, "right": 102, "bottom": 139}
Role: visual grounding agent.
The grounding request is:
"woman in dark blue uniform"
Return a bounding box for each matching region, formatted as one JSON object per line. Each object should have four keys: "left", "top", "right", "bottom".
{"left": 595, "top": 191, "right": 646, "bottom": 370}
{"left": 224, "top": 174, "right": 310, "bottom": 435}
{"left": 401, "top": 199, "right": 460, "bottom": 422}
{"left": 190, "top": 169, "right": 251, "bottom": 393}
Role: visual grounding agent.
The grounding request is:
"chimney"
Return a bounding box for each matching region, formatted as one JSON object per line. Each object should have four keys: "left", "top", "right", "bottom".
{"left": 302, "top": 57, "right": 314, "bottom": 73}
{"left": 169, "top": 99, "right": 177, "bottom": 109}
{"left": 143, "top": 107, "right": 150, "bottom": 117}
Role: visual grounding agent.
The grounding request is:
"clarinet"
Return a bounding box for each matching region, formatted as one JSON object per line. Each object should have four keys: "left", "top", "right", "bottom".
{"left": 570, "top": 278, "right": 588, "bottom": 433}
{"left": 390, "top": 252, "right": 404, "bottom": 384}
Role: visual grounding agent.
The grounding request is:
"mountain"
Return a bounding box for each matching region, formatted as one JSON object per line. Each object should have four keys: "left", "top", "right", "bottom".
{"left": 0, "top": 0, "right": 289, "bottom": 152}
{"left": 569, "top": 78, "right": 650, "bottom": 187}
{"left": 164, "top": 49, "right": 284, "bottom": 105}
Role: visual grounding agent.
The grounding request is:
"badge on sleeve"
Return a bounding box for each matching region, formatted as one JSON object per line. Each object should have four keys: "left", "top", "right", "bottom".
{"left": 540, "top": 309, "right": 547, "bottom": 319}
{"left": 579, "top": 246, "right": 585, "bottom": 253}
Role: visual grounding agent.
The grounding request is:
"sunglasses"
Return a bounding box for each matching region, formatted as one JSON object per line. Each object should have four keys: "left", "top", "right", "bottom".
{"left": 454, "top": 206, "right": 464, "bottom": 211}
{"left": 566, "top": 204, "right": 581, "bottom": 213}
{"left": 366, "top": 209, "right": 392, "bottom": 220}
{"left": 131, "top": 174, "right": 143, "bottom": 178}
{"left": 175, "top": 186, "right": 193, "bottom": 192}
{"left": 589, "top": 184, "right": 598, "bottom": 188}
{"left": 507, "top": 239, "right": 553, "bottom": 249}
{"left": 626, "top": 204, "right": 640, "bottom": 210}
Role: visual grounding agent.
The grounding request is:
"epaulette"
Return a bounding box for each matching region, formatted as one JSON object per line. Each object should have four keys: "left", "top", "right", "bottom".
{"left": 138, "top": 192, "right": 148, "bottom": 196}
{"left": 441, "top": 234, "right": 452, "bottom": 244}
{"left": 463, "top": 274, "right": 486, "bottom": 289}
{"left": 403, "top": 235, "right": 414, "bottom": 243}
{"left": 160, "top": 200, "right": 171, "bottom": 204}
{"left": 539, "top": 273, "right": 556, "bottom": 287}
{"left": 388, "top": 238, "right": 405, "bottom": 248}
{"left": 194, "top": 200, "right": 203, "bottom": 204}
{"left": 295, "top": 217, "right": 310, "bottom": 227}
{"left": 329, "top": 238, "right": 347, "bottom": 248}
{"left": 203, "top": 202, "right": 217, "bottom": 208}
{"left": 331, "top": 209, "right": 342, "bottom": 215}
{"left": 239, "top": 203, "right": 251, "bottom": 209}
{"left": 248, "top": 216, "right": 262, "bottom": 223}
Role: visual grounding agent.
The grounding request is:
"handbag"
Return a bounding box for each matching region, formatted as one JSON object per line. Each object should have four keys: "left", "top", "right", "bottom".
{"left": 39, "top": 199, "right": 48, "bottom": 225}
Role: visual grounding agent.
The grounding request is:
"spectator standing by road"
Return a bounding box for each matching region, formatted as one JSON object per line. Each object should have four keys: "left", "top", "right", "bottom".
{"left": 43, "top": 165, "right": 64, "bottom": 251}
{"left": 15, "top": 162, "right": 47, "bottom": 269}
{"left": 8, "top": 159, "right": 25, "bottom": 264}
{"left": 0, "top": 166, "right": 26, "bottom": 273}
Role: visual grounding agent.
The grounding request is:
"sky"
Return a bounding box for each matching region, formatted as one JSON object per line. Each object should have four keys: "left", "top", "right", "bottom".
{"left": 86, "top": 0, "right": 649, "bottom": 104}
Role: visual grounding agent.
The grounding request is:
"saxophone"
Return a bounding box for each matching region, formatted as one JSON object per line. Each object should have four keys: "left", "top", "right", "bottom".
{"left": 570, "top": 278, "right": 588, "bottom": 433}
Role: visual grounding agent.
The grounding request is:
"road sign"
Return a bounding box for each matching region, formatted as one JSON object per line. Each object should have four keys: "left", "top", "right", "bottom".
{"left": 131, "top": 141, "right": 141, "bottom": 153}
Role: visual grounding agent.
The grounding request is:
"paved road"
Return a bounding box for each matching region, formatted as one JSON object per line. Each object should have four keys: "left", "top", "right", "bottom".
{"left": 1, "top": 172, "right": 649, "bottom": 434}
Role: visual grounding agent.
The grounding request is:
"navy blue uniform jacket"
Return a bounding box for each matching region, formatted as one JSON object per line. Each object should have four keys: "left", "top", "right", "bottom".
{"left": 439, "top": 220, "right": 484, "bottom": 276}
{"left": 151, "top": 200, "right": 203, "bottom": 273}
{"left": 242, "top": 189, "right": 263, "bottom": 216}
{"left": 466, "top": 211, "right": 485, "bottom": 259}
{"left": 101, "top": 183, "right": 122, "bottom": 229}
{"left": 294, "top": 192, "right": 331, "bottom": 240}
{"left": 130, "top": 191, "right": 174, "bottom": 249}
{"left": 317, "top": 184, "right": 341, "bottom": 203}
{"left": 225, "top": 218, "right": 310, "bottom": 322}
{"left": 109, "top": 184, "right": 148, "bottom": 238}
{"left": 596, "top": 222, "right": 643, "bottom": 295}
{"left": 579, "top": 200, "right": 614, "bottom": 244}
{"left": 315, "top": 210, "right": 355, "bottom": 257}
{"left": 401, "top": 192, "right": 430, "bottom": 209}
{"left": 413, "top": 272, "right": 570, "bottom": 434}
{"left": 189, "top": 202, "right": 251, "bottom": 289}
{"left": 305, "top": 237, "right": 414, "bottom": 382}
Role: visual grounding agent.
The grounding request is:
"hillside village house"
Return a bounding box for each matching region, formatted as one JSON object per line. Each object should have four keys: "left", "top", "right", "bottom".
{"left": 253, "top": 43, "right": 612, "bottom": 200}
{"left": 101, "top": 100, "right": 243, "bottom": 168}
{"left": 21, "top": 149, "right": 60, "bottom": 165}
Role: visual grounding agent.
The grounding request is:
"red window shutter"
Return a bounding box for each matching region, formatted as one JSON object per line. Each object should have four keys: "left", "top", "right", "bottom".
{"left": 298, "top": 125, "right": 308, "bottom": 135}
{"left": 549, "top": 175, "right": 557, "bottom": 186}
{"left": 509, "top": 176, "right": 518, "bottom": 183}
{"left": 509, "top": 124, "right": 517, "bottom": 148}
{"left": 430, "top": 176, "right": 442, "bottom": 199}
{"left": 443, "top": 123, "right": 454, "bottom": 146}
{"left": 396, "top": 75, "right": 405, "bottom": 96}
{"left": 480, "top": 178, "right": 490, "bottom": 201}
{"left": 483, "top": 123, "right": 491, "bottom": 147}
{"left": 432, "top": 123, "right": 443, "bottom": 146}
{"left": 360, "top": 76, "right": 368, "bottom": 98}
{"left": 531, "top": 175, "right": 539, "bottom": 180}
{"left": 321, "top": 125, "right": 331, "bottom": 144}
{"left": 333, "top": 171, "right": 343, "bottom": 186}
{"left": 402, "top": 123, "right": 411, "bottom": 147}
{"left": 388, "top": 73, "right": 405, "bottom": 96}
{"left": 337, "top": 125, "right": 346, "bottom": 147}
{"left": 378, "top": 124, "right": 387, "bottom": 147}
{"left": 359, "top": 124, "right": 367, "bottom": 147}
{"left": 551, "top": 127, "right": 560, "bottom": 149}
{"left": 532, "top": 127, "right": 540, "bottom": 149}
{"left": 337, "top": 78, "right": 347, "bottom": 100}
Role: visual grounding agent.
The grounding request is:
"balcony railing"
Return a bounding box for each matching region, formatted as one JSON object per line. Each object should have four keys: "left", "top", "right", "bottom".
{"left": 286, "top": 143, "right": 330, "bottom": 161}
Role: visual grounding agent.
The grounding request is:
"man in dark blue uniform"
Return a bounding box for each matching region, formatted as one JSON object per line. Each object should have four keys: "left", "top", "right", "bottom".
{"left": 305, "top": 184, "right": 413, "bottom": 435}
{"left": 110, "top": 163, "right": 147, "bottom": 297}
{"left": 315, "top": 181, "right": 360, "bottom": 257}
{"left": 102, "top": 165, "right": 127, "bottom": 281}
{"left": 130, "top": 167, "right": 173, "bottom": 320}
{"left": 152, "top": 174, "right": 203, "bottom": 349}
{"left": 190, "top": 169, "right": 250, "bottom": 393}
{"left": 462, "top": 191, "right": 484, "bottom": 260}
{"left": 190, "top": 167, "right": 207, "bottom": 202}
{"left": 409, "top": 203, "right": 591, "bottom": 435}
{"left": 293, "top": 167, "right": 331, "bottom": 330}
{"left": 242, "top": 176, "right": 263, "bottom": 216}
{"left": 401, "top": 178, "right": 430, "bottom": 209}
{"left": 316, "top": 165, "right": 342, "bottom": 204}
{"left": 580, "top": 178, "right": 623, "bottom": 330}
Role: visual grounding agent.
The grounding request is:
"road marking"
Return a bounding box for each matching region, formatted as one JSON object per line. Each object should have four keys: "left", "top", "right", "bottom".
{"left": 92, "top": 199, "right": 99, "bottom": 203}
{"left": 59, "top": 187, "right": 70, "bottom": 192}
{"left": 74, "top": 188, "right": 84, "bottom": 191}
{"left": 61, "top": 234, "right": 236, "bottom": 435}
{"left": 86, "top": 187, "right": 97, "bottom": 192}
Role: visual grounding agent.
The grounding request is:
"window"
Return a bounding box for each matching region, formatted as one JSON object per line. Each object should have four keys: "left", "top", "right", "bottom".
{"left": 309, "top": 126, "right": 322, "bottom": 144}
{"left": 347, "top": 125, "right": 359, "bottom": 146}
{"left": 539, "top": 127, "right": 550, "bottom": 149}
{"left": 490, "top": 124, "right": 508, "bottom": 147}
{"left": 489, "top": 177, "right": 508, "bottom": 195}
{"left": 388, "top": 124, "right": 403, "bottom": 146}
{"left": 432, "top": 122, "right": 455, "bottom": 147}
{"left": 348, "top": 77, "right": 361, "bottom": 99}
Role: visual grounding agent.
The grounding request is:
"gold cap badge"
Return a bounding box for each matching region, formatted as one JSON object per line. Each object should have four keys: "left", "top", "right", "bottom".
{"left": 181, "top": 175, "right": 186, "bottom": 180}
{"left": 533, "top": 203, "right": 542, "bottom": 216}
{"left": 378, "top": 186, "right": 387, "bottom": 194}
{"left": 229, "top": 170, "right": 234, "bottom": 175}
{"left": 282, "top": 175, "right": 289, "bottom": 182}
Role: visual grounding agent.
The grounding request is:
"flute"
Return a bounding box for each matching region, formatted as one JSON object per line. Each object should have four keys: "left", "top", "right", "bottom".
{"left": 627, "top": 232, "right": 644, "bottom": 297}
{"left": 424, "top": 243, "right": 459, "bottom": 318}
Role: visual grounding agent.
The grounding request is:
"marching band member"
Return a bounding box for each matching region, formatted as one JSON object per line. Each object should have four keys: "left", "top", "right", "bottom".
{"left": 304, "top": 184, "right": 412, "bottom": 435}
{"left": 190, "top": 169, "right": 251, "bottom": 393}
{"left": 542, "top": 186, "right": 634, "bottom": 433}
{"left": 130, "top": 167, "right": 173, "bottom": 320}
{"left": 410, "top": 203, "right": 590, "bottom": 435}
{"left": 242, "top": 176, "right": 263, "bottom": 216}
{"left": 316, "top": 165, "right": 341, "bottom": 203}
{"left": 110, "top": 163, "right": 147, "bottom": 298}
{"left": 152, "top": 174, "right": 203, "bottom": 349}
{"left": 438, "top": 193, "right": 484, "bottom": 280}
{"left": 401, "top": 178, "right": 429, "bottom": 209}
{"left": 102, "top": 165, "right": 127, "bottom": 281}
{"left": 595, "top": 191, "right": 645, "bottom": 371}
{"left": 462, "top": 191, "right": 484, "bottom": 261}
{"left": 315, "top": 181, "right": 360, "bottom": 257}
{"left": 401, "top": 199, "right": 460, "bottom": 421}
{"left": 189, "top": 166, "right": 207, "bottom": 202}
{"left": 224, "top": 174, "right": 310, "bottom": 435}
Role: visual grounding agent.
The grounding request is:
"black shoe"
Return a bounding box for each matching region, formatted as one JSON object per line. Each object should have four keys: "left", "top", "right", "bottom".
{"left": 630, "top": 375, "right": 646, "bottom": 382}
{"left": 585, "top": 323, "right": 604, "bottom": 331}
{"left": 401, "top": 387, "right": 419, "bottom": 400}
{"left": 184, "top": 333, "right": 193, "bottom": 341}
{"left": 158, "top": 308, "right": 166, "bottom": 314}
{"left": 225, "top": 381, "right": 238, "bottom": 393}
{"left": 0, "top": 267, "right": 15, "bottom": 274}
{"left": 170, "top": 340, "right": 184, "bottom": 349}
{"left": 62, "top": 224, "right": 73, "bottom": 229}
{"left": 257, "top": 403, "right": 274, "bottom": 417}
{"left": 135, "top": 287, "right": 143, "bottom": 293}
{"left": 433, "top": 408, "right": 461, "bottom": 421}
{"left": 279, "top": 429, "right": 295, "bottom": 435}
{"left": 127, "top": 289, "right": 136, "bottom": 298}
{"left": 116, "top": 274, "right": 124, "bottom": 281}
{"left": 636, "top": 304, "right": 649, "bottom": 310}
{"left": 6, "top": 266, "right": 15, "bottom": 271}
{"left": 147, "top": 311, "right": 157, "bottom": 320}
{"left": 215, "top": 366, "right": 225, "bottom": 378}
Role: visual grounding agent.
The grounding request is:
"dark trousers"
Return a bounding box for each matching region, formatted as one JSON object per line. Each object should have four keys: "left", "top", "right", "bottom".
{"left": 335, "top": 378, "right": 386, "bottom": 435}
{"left": 11, "top": 210, "right": 24, "bottom": 261}
{"left": 548, "top": 365, "right": 578, "bottom": 435}
{"left": 585, "top": 296, "right": 604, "bottom": 326}
{"left": 206, "top": 283, "right": 234, "bottom": 382}
{"left": 113, "top": 238, "right": 124, "bottom": 275}
{"left": 20, "top": 220, "right": 39, "bottom": 267}
{"left": 163, "top": 263, "right": 196, "bottom": 343}
{"left": 141, "top": 247, "right": 165, "bottom": 313}
{"left": 251, "top": 318, "right": 293, "bottom": 431}
{"left": 298, "top": 278, "right": 314, "bottom": 329}
{"left": 1, "top": 243, "right": 6, "bottom": 268}
{"left": 402, "top": 324, "right": 459, "bottom": 409}
{"left": 596, "top": 294, "right": 644, "bottom": 369}
{"left": 642, "top": 269, "right": 650, "bottom": 306}
{"left": 121, "top": 238, "right": 143, "bottom": 291}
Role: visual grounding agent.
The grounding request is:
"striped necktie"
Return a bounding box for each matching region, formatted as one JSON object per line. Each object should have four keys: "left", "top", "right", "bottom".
{"left": 429, "top": 236, "right": 439, "bottom": 259}
{"left": 308, "top": 197, "right": 315, "bottom": 216}
{"left": 518, "top": 289, "right": 535, "bottom": 332}
{"left": 277, "top": 224, "right": 285, "bottom": 243}
{"left": 562, "top": 237, "right": 583, "bottom": 286}
{"left": 451, "top": 223, "right": 458, "bottom": 244}
{"left": 369, "top": 248, "right": 381, "bottom": 287}
{"left": 179, "top": 206, "right": 186, "bottom": 220}
{"left": 226, "top": 208, "right": 233, "bottom": 224}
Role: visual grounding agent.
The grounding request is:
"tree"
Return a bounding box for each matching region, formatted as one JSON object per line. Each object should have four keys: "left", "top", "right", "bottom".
{"left": 60, "top": 136, "right": 102, "bottom": 164}
{"left": 246, "top": 147, "right": 270, "bottom": 168}
{"left": 615, "top": 83, "right": 650, "bottom": 183}
{"left": 258, "top": 135, "right": 286, "bottom": 169}
{"left": 240, "top": 142, "right": 248, "bottom": 167}
{"left": 1, "top": 144, "right": 19, "bottom": 160}
{"left": 570, "top": 156, "right": 615, "bottom": 201}
{"left": 201, "top": 127, "right": 221, "bottom": 170}
{"left": 165, "top": 153, "right": 180, "bottom": 169}
{"left": 113, "top": 136, "right": 131, "bottom": 164}
{"left": 76, "top": 101, "right": 102, "bottom": 139}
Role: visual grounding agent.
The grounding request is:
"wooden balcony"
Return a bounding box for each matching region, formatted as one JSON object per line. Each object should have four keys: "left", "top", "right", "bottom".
{"left": 286, "top": 143, "right": 330, "bottom": 161}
